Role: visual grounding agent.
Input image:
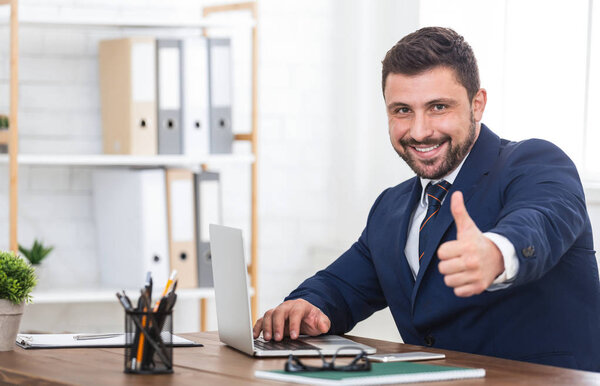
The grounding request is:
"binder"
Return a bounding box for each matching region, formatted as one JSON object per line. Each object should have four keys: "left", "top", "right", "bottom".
{"left": 165, "top": 168, "right": 199, "bottom": 288}
{"left": 92, "top": 168, "right": 170, "bottom": 289}
{"left": 98, "top": 37, "right": 157, "bottom": 155}
{"left": 207, "top": 38, "right": 234, "bottom": 154}
{"left": 194, "top": 171, "right": 222, "bottom": 287}
{"left": 157, "top": 39, "right": 184, "bottom": 154}
{"left": 182, "top": 37, "right": 210, "bottom": 156}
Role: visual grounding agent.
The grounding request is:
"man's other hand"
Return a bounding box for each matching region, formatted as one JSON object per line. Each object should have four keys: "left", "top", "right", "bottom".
{"left": 437, "top": 191, "right": 504, "bottom": 297}
{"left": 252, "top": 299, "right": 331, "bottom": 341}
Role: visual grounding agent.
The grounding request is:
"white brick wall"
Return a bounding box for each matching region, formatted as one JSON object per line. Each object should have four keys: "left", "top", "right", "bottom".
{"left": 2, "top": 0, "right": 421, "bottom": 338}
{"left": 9, "top": 0, "right": 594, "bottom": 345}
{"left": 0, "top": 0, "right": 253, "bottom": 333}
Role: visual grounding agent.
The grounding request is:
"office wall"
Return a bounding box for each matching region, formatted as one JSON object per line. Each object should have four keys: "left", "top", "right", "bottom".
{"left": 0, "top": 0, "right": 598, "bottom": 342}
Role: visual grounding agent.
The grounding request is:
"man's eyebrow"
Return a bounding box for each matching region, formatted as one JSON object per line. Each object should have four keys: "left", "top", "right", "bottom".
{"left": 386, "top": 101, "right": 410, "bottom": 110}
{"left": 426, "top": 98, "right": 457, "bottom": 106}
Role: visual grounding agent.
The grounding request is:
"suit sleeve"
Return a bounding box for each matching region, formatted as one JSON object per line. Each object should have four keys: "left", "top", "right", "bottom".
{"left": 285, "top": 190, "right": 390, "bottom": 334}
{"left": 490, "top": 139, "right": 590, "bottom": 286}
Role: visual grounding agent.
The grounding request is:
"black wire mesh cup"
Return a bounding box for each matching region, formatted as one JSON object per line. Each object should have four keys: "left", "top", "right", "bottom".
{"left": 124, "top": 309, "right": 173, "bottom": 374}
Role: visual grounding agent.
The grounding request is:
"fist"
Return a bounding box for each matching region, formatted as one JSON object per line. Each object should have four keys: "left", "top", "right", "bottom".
{"left": 437, "top": 191, "right": 504, "bottom": 297}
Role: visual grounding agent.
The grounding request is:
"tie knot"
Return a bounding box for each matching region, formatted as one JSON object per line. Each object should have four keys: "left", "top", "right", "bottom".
{"left": 425, "top": 180, "right": 451, "bottom": 208}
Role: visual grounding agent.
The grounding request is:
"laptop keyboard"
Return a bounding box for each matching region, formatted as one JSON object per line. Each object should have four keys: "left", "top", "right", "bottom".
{"left": 254, "top": 338, "right": 319, "bottom": 351}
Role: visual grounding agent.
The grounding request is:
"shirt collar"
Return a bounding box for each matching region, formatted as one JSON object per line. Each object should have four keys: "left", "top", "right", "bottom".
{"left": 418, "top": 152, "right": 469, "bottom": 207}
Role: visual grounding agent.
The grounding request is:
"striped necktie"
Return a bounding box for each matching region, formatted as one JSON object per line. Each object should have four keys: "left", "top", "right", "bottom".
{"left": 419, "top": 180, "right": 452, "bottom": 265}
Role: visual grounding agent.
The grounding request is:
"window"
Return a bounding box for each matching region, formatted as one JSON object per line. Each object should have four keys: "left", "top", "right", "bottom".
{"left": 420, "top": 0, "right": 596, "bottom": 180}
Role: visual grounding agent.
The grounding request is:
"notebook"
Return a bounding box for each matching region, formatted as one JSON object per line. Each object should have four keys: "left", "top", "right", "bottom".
{"left": 255, "top": 361, "right": 486, "bottom": 385}
{"left": 209, "top": 224, "right": 377, "bottom": 357}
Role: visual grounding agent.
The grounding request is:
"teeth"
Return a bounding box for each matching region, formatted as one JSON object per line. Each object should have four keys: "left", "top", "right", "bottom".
{"left": 414, "top": 144, "right": 441, "bottom": 152}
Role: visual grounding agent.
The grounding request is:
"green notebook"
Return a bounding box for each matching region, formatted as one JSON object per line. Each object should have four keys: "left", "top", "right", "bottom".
{"left": 254, "top": 361, "right": 485, "bottom": 385}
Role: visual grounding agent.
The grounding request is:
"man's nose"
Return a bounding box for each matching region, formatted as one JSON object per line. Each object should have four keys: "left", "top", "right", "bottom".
{"left": 409, "top": 113, "right": 433, "bottom": 142}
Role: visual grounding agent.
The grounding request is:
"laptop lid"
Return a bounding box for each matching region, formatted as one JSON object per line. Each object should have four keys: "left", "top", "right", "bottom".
{"left": 209, "top": 224, "right": 255, "bottom": 356}
{"left": 209, "top": 224, "right": 377, "bottom": 357}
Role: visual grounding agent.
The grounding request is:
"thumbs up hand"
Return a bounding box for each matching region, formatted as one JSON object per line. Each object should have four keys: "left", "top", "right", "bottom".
{"left": 437, "top": 191, "right": 505, "bottom": 297}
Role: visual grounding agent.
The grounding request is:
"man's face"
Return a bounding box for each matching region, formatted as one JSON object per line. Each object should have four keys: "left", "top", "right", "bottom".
{"left": 384, "top": 66, "right": 486, "bottom": 179}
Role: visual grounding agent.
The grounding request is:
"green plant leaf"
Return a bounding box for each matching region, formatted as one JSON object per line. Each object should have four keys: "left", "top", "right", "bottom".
{"left": 0, "top": 251, "right": 37, "bottom": 304}
{"left": 18, "top": 239, "right": 53, "bottom": 265}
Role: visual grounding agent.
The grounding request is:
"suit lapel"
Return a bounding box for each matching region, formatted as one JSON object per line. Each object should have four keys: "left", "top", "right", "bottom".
{"left": 411, "top": 125, "right": 501, "bottom": 303}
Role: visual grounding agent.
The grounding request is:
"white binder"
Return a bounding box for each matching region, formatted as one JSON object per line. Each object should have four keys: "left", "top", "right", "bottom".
{"left": 92, "top": 168, "right": 170, "bottom": 289}
{"left": 208, "top": 38, "right": 234, "bottom": 154}
{"left": 182, "top": 37, "right": 210, "bottom": 156}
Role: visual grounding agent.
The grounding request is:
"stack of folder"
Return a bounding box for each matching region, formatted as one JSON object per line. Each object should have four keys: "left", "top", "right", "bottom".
{"left": 98, "top": 36, "right": 234, "bottom": 156}
{"left": 92, "top": 168, "right": 222, "bottom": 289}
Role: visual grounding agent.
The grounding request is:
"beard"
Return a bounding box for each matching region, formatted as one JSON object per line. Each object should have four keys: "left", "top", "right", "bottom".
{"left": 394, "top": 114, "right": 477, "bottom": 180}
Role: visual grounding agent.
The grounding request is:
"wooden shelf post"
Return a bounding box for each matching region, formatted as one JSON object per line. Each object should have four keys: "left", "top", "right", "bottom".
{"left": 203, "top": 1, "right": 260, "bottom": 327}
{"left": 7, "top": 0, "right": 19, "bottom": 253}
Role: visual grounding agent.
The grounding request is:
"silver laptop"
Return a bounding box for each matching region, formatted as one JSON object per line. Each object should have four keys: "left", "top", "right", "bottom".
{"left": 209, "top": 224, "right": 377, "bottom": 357}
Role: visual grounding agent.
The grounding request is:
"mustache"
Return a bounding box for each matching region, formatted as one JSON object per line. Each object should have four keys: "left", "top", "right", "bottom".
{"left": 399, "top": 136, "right": 450, "bottom": 147}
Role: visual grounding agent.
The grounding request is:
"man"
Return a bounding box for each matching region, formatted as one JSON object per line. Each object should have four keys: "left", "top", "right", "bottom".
{"left": 254, "top": 27, "right": 600, "bottom": 371}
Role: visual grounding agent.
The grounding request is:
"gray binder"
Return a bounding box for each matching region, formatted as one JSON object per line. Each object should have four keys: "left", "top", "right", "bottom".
{"left": 195, "top": 171, "right": 222, "bottom": 287}
{"left": 207, "top": 38, "right": 233, "bottom": 154}
{"left": 157, "top": 39, "right": 183, "bottom": 154}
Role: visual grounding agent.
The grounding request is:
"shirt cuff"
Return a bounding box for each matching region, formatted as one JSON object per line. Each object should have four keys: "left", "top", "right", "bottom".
{"left": 483, "top": 232, "right": 520, "bottom": 290}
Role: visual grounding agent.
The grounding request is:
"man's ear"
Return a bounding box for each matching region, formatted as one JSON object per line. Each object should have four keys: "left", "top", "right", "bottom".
{"left": 472, "top": 88, "right": 487, "bottom": 122}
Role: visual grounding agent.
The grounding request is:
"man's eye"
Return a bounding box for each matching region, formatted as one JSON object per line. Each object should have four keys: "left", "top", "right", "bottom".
{"left": 395, "top": 107, "right": 410, "bottom": 114}
{"left": 432, "top": 104, "right": 447, "bottom": 111}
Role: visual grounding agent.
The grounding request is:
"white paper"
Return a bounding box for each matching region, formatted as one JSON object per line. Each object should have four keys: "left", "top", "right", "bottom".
{"left": 16, "top": 333, "right": 197, "bottom": 348}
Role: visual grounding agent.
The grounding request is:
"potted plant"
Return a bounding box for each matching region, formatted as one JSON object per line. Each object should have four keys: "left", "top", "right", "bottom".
{"left": 0, "top": 251, "right": 37, "bottom": 351}
{"left": 19, "top": 239, "right": 53, "bottom": 290}
{"left": 19, "top": 239, "right": 53, "bottom": 266}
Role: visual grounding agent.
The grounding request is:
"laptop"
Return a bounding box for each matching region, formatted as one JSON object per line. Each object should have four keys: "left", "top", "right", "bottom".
{"left": 209, "top": 224, "right": 377, "bottom": 357}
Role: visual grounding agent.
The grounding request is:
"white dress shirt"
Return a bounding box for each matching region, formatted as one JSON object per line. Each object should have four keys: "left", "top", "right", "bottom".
{"left": 404, "top": 156, "right": 519, "bottom": 289}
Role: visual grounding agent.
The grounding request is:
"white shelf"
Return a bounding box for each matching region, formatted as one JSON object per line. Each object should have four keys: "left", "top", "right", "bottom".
{"left": 0, "top": 153, "right": 255, "bottom": 167}
{"left": 8, "top": 7, "right": 256, "bottom": 29}
{"left": 31, "top": 287, "right": 215, "bottom": 304}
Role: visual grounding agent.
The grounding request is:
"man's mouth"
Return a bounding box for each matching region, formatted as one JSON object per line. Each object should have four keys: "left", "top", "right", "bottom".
{"left": 413, "top": 143, "right": 442, "bottom": 153}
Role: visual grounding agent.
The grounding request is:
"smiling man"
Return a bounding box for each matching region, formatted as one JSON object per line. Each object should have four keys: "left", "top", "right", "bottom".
{"left": 254, "top": 27, "right": 600, "bottom": 371}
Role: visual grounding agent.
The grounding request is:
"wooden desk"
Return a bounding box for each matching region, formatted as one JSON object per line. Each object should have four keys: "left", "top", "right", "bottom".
{"left": 0, "top": 332, "right": 598, "bottom": 385}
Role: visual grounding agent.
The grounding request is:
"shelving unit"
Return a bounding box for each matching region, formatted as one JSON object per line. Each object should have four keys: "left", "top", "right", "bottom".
{"left": 3, "top": 1, "right": 260, "bottom": 331}
{"left": 0, "top": 153, "right": 255, "bottom": 167}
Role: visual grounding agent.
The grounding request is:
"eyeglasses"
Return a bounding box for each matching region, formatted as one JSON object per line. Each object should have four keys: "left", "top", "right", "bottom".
{"left": 284, "top": 346, "right": 371, "bottom": 373}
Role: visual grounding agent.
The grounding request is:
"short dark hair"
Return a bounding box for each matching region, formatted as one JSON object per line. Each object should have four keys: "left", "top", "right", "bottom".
{"left": 381, "top": 27, "right": 480, "bottom": 101}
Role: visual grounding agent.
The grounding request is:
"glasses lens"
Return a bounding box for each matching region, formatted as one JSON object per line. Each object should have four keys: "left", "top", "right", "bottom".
{"left": 285, "top": 347, "right": 370, "bottom": 372}
{"left": 285, "top": 350, "right": 325, "bottom": 372}
{"left": 332, "top": 347, "right": 370, "bottom": 371}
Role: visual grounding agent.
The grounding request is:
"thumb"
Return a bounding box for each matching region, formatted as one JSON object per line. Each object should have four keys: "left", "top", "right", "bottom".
{"left": 450, "top": 191, "right": 477, "bottom": 238}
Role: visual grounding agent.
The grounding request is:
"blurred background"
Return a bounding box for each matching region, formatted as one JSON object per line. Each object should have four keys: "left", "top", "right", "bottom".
{"left": 0, "top": 0, "right": 598, "bottom": 343}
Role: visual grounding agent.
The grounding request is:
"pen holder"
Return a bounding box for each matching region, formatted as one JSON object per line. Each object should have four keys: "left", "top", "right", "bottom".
{"left": 124, "top": 309, "right": 173, "bottom": 374}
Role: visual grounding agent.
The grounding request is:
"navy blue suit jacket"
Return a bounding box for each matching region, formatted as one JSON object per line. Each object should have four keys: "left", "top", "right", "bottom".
{"left": 287, "top": 125, "right": 600, "bottom": 371}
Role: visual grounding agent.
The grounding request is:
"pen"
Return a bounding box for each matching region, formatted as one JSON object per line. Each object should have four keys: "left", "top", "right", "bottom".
{"left": 116, "top": 292, "right": 133, "bottom": 311}
{"left": 144, "top": 271, "right": 153, "bottom": 306}
{"left": 163, "top": 271, "right": 177, "bottom": 295}
{"left": 136, "top": 289, "right": 151, "bottom": 369}
{"left": 73, "top": 333, "right": 123, "bottom": 341}
{"left": 154, "top": 270, "right": 177, "bottom": 312}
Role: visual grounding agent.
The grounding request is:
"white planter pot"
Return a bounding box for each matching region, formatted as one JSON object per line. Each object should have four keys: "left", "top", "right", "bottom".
{"left": 0, "top": 299, "right": 24, "bottom": 351}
